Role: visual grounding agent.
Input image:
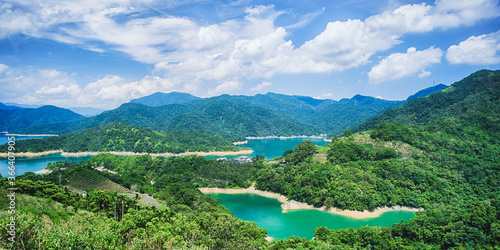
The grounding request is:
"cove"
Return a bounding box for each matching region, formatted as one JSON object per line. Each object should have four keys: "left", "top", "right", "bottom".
{"left": 206, "top": 137, "right": 330, "bottom": 160}
{"left": 209, "top": 193, "right": 416, "bottom": 240}
{"left": 1, "top": 137, "right": 328, "bottom": 176}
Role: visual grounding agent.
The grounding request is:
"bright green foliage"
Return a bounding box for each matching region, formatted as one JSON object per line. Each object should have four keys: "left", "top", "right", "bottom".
{"left": 284, "top": 140, "right": 317, "bottom": 164}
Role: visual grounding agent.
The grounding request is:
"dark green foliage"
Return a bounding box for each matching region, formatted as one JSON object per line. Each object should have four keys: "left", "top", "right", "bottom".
{"left": 356, "top": 69, "right": 500, "bottom": 132}
{"left": 0, "top": 105, "right": 84, "bottom": 132}
{"left": 315, "top": 200, "right": 500, "bottom": 249}
{"left": 3, "top": 122, "right": 239, "bottom": 153}
{"left": 20, "top": 97, "right": 316, "bottom": 141}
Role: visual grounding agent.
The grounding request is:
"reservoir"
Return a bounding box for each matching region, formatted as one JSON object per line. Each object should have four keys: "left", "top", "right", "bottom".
{"left": 209, "top": 193, "right": 416, "bottom": 239}
{"left": 1, "top": 136, "right": 328, "bottom": 176}
{"left": 0, "top": 135, "right": 415, "bottom": 239}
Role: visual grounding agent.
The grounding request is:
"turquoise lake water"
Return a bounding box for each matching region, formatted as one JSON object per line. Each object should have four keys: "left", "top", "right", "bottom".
{"left": 206, "top": 137, "right": 329, "bottom": 160}
{"left": 209, "top": 193, "right": 416, "bottom": 239}
{"left": 0, "top": 135, "right": 415, "bottom": 239}
{"left": 0, "top": 136, "right": 327, "bottom": 176}
{"left": 0, "top": 135, "right": 92, "bottom": 177}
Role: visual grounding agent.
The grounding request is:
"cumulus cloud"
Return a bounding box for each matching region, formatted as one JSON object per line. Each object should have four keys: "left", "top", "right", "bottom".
{"left": 0, "top": 64, "right": 9, "bottom": 74}
{"left": 446, "top": 31, "right": 500, "bottom": 65}
{"left": 1, "top": 0, "right": 500, "bottom": 103}
{"left": 251, "top": 81, "right": 273, "bottom": 91}
{"left": 0, "top": 65, "right": 180, "bottom": 109}
{"left": 369, "top": 47, "right": 443, "bottom": 83}
{"left": 208, "top": 80, "right": 243, "bottom": 96}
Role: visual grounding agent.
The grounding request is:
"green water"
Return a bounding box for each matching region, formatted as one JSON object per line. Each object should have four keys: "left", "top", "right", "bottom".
{"left": 209, "top": 193, "right": 416, "bottom": 240}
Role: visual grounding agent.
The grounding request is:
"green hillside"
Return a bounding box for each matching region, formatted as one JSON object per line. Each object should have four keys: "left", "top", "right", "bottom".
{"left": 4, "top": 122, "right": 239, "bottom": 153}
{"left": 0, "top": 105, "right": 84, "bottom": 132}
{"left": 355, "top": 69, "right": 500, "bottom": 132}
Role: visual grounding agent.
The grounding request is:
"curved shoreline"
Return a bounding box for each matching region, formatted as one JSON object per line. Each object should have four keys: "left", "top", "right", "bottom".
{"left": 200, "top": 185, "right": 423, "bottom": 219}
{"left": 0, "top": 149, "right": 254, "bottom": 158}
{"left": 245, "top": 135, "right": 326, "bottom": 140}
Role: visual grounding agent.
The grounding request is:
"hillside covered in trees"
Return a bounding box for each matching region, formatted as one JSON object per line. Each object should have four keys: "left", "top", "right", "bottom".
{"left": 12, "top": 87, "right": 445, "bottom": 139}
{"left": 0, "top": 105, "right": 84, "bottom": 132}
{"left": 2, "top": 122, "right": 240, "bottom": 154}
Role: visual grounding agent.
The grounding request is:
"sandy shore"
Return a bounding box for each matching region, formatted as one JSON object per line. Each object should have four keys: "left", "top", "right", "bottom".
{"left": 34, "top": 168, "right": 53, "bottom": 175}
{"left": 200, "top": 184, "right": 288, "bottom": 203}
{"left": 200, "top": 184, "right": 423, "bottom": 219}
{"left": 61, "top": 149, "right": 254, "bottom": 157}
{"left": 0, "top": 149, "right": 253, "bottom": 158}
{"left": 0, "top": 150, "right": 63, "bottom": 157}
{"left": 6, "top": 134, "right": 58, "bottom": 137}
{"left": 233, "top": 140, "right": 248, "bottom": 145}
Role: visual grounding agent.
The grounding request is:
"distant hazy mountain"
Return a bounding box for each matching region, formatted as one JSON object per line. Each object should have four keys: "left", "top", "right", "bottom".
{"left": 129, "top": 92, "right": 201, "bottom": 106}
{"left": 69, "top": 107, "right": 108, "bottom": 117}
{"left": 3, "top": 102, "right": 42, "bottom": 109}
{"left": 0, "top": 103, "right": 24, "bottom": 110}
{"left": 0, "top": 105, "right": 84, "bottom": 132}
{"left": 406, "top": 84, "right": 448, "bottom": 101}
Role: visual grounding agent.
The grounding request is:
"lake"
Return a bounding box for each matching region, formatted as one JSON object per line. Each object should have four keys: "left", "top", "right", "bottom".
{"left": 1, "top": 136, "right": 329, "bottom": 175}
{"left": 207, "top": 137, "right": 330, "bottom": 160}
{"left": 0, "top": 135, "right": 414, "bottom": 239}
{"left": 209, "top": 193, "right": 416, "bottom": 239}
{"left": 0, "top": 135, "right": 92, "bottom": 177}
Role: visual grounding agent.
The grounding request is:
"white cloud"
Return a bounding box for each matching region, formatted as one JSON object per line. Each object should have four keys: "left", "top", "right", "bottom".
{"left": 1, "top": 0, "right": 500, "bottom": 103}
{"left": 0, "top": 64, "right": 9, "bottom": 74}
{"left": 208, "top": 80, "right": 243, "bottom": 96}
{"left": 369, "top": 47, "right": 443, "bottom": 83}
{"left": 314, "top": 92, "right": 334, "bottom": 100}
{"left": 251, "top": 81, "right": 273, "bottom": 91}
{"left": 0, "top": 65, "right": 181, "bottom": 109}
{"left": 418, "top": 70, "right": 432, "bottom": 78}
{"left": 446, "top": 31, "right": 500, "bottom": 65}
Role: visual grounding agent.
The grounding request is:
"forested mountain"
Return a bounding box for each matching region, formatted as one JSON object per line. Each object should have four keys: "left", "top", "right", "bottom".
{"left": 19, "top": 99, "right": 316, "bottom": 141}
{"left": 406, "top": 83, "right": 448, "bottom": 101}
{"left": 4, "top": 122, "right": 239, "bottom": 153}
{"left": 0, "top": 105, "right": 84, "bottom": 132}
{"left": 14, "top": 83, "right": 443, "bottom": 139}
{"left": 194, "top": 92, "right": 404, "bottom": 135}
{"left": 129, "top": 91, "right": 201, "bottom": 106}
{"left": 355, "top": 69, "right": 500, "bottom": 132}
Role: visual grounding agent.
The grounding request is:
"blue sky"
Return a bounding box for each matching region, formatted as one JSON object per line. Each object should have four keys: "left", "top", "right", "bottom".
{"left": 0, "top": 0, "right": 499, "bottom": 109}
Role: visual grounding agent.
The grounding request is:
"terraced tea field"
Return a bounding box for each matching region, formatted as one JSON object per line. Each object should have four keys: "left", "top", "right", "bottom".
{"left": 67, "top": 169, "right": 131, "bottom": 193}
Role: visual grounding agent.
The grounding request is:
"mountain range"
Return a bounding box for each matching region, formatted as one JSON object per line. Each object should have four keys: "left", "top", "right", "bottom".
{"left": 1, "top": 81, "right": 449, "bottom": 140}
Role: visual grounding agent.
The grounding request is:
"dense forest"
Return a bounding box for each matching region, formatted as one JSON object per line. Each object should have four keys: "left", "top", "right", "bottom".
{"left": 1, "top": 69, "right": 499, "bottom": 248}
{"left": 1, "top": 122, "right": 240, "bottom": 154}
{"left": 10, "top": 90, "right": 425, "bottom": 138}
{"left": 0, "top": 105, "right": 84, "bottom": 132}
